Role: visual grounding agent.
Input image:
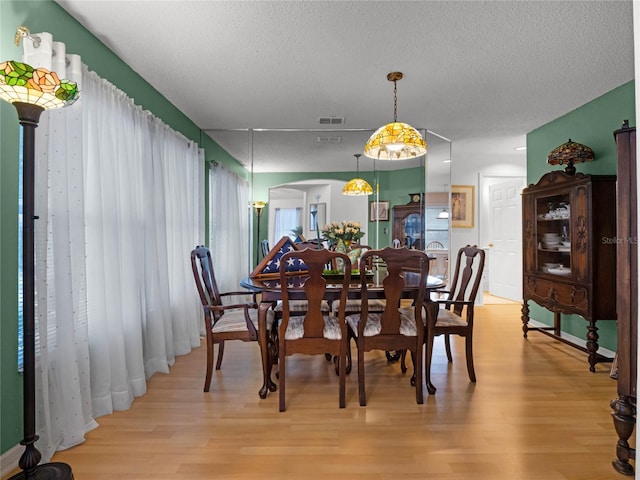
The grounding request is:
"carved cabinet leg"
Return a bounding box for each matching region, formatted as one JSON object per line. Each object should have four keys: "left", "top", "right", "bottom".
{"left": 611, "top": 395, "right": 636, "bottom": 476}
{"left": 521, "top": 301, "right": 530, "bottom": 338}
{"left": 586, "top": 320, "right": 599, "bottom": 373}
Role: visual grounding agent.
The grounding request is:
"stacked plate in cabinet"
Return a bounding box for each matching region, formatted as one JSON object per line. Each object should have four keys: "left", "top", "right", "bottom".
{"left": 541, "top": 233, "right": 561, "bottom": 249}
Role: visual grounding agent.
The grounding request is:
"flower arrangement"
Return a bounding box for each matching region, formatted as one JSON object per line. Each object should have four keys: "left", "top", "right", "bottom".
{"left": 321, "top": 220, "right": 365, "bottom": 246}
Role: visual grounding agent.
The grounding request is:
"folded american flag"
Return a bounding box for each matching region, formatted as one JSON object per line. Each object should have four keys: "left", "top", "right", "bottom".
{"left": 250, "top": 236, "right": 308, "bottom": 278}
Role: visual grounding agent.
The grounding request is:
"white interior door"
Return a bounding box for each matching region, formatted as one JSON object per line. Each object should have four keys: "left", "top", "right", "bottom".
{"left": 487, "top": 177, "right": 525, "bottom": 300}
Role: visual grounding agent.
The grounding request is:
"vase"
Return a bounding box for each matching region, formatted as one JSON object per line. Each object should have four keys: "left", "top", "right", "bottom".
{"left": 335, "top": 239, "right": 347, "bottom": 272}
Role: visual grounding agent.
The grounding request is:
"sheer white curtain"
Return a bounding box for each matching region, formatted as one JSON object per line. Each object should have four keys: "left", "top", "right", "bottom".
{"left": 82, "top": 68, "right": 203, "bottom": 417}
{"left": 273, "top": 208, "right": 301, "bottom": 241}
{"left": 29, "top": 33, "right": 203, "bottom": 459}
{"left": 209, "top": 163, "right": 249, "bottom": 293}
{"left": 32, "top": 38, "right": 96, "bottom": 460}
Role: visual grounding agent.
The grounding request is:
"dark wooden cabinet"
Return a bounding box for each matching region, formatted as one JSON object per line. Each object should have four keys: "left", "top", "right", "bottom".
{"left": 392, "top": 202, "right": 424, "bottom": 250}
{"left": 521, "top": 170, "right": 617, "bottom": 371}
{"left": 611, "top": 121, "right": 636, "bottom": 476}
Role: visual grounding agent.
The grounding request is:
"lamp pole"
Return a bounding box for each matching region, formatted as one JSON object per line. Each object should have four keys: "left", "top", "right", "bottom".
{"left": 254, "top": 201, "right": 266, "bottom": 264}
{"left": 1, "top": 51, "right": 78, "bottom": 480}
{"left": 310, "top": 208, "right": 321, "bottom": 249}
{"left": 8, "top": 102, "right": 73, "bottom": 480}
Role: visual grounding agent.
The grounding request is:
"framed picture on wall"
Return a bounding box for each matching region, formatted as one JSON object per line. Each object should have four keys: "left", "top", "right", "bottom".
{"left": 309, "top": 203, "right": 326, "bottom": 231}
{"left": 370, "top": 201, "right": 390, "bottom": 221}
{"left": 451, "top": 185, "right": 474, "bottom": 228}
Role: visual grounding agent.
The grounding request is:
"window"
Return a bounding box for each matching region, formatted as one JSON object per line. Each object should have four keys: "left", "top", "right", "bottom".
{"left": 425, "top": 206, "right": 449, "bottom": 249}
{"left": 273, "top": 207, "right": 301, "bottom": 242}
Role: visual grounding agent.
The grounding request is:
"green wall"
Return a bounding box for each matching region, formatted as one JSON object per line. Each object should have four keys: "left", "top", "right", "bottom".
{"left": 0, "top": 0, "right": 242, "bottom": 456}
{"left": 526, "top": 81, "right": 635, "bottom": 351}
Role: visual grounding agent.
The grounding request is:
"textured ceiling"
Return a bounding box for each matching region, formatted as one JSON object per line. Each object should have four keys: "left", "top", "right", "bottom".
{"left": 55, "top": 0, "right": 634, "bottom": 174}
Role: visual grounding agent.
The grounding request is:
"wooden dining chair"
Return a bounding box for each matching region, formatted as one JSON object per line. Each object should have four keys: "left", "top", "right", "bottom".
{"left": 425, "top": 240, "right": 444, "bottom": 250}
{"left": 190, "top": 245, "right": 275, "bottom": 392}
{"left": 424, "top": 245, "right": 485, "bottom": 393}
{"left": 260, "top": 239, "right": 270, "bottom": 257}
{"left": 329, "top": 244, "right": 384, "bottom": 326}
{"left": 277, "top": 248, "right": 352, "bottom": 411}
{"left": 346, "top": 247, "right": 430, "bottom": 406}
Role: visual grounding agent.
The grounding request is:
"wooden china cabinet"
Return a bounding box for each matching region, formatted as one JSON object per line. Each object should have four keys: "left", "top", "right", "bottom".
{"left": 392, "top": 194, "right": 424, "bottom": 249}
{"left": 611, "top": 121, "right": 636, "bottom": 476}
{"left": 521, "top": 169, "right": 617, "bottom": 372}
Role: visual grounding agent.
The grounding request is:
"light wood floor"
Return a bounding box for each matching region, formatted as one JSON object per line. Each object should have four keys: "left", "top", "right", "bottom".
{"left": 11, "top": 304, "right": 628, "bottom": 479}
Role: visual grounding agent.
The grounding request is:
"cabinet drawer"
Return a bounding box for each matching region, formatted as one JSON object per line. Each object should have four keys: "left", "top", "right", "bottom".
{"left": 524, "top": 275, "right": 590, "bottom": 315}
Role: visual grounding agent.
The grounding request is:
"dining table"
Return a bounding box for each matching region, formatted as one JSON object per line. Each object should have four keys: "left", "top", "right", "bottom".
{"left": 241, "top": 269, "right": 445, "bottom": 399}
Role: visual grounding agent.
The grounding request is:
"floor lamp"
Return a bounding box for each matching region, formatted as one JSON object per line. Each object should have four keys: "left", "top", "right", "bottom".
{"left": 1, "top": 55, "right": 78, "bottom": 479}
{"left": 310, "top": 208, "right": 321, "bottom": 249}
{"left": 253, "top": 201, "right": 266, "bottom": 263}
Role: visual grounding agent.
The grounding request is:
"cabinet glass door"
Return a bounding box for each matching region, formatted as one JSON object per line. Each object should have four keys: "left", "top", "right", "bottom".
{"left": 535, "top": 193, "right": 571, "bottom": 276}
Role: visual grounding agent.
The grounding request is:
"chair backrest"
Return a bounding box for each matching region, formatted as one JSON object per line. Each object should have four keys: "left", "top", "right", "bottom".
{"left": 446, "top": 245, "right": 486, "bottom": 315}
{"left": 261, "top": 239, "right": 270, "bottom": 257}
{"left": 191, "top": 245, "right": 222, "bottom": 310}
{"left": 279, "top": 248, "right": 351, "bottom": 338}
{"left": 359, "top": 247, "right": 430, "bottom": 335}
{"left": 297, "top": 240, "right": 323, "bottom": 250}
{"left": 392, "top": 238, "right": 401, "bottom": 248}
{"left": 357, "top": 245, "right": 372, "bottom": 270}
{"left": 426, "top": 240, "right": 445, "bottom": 250}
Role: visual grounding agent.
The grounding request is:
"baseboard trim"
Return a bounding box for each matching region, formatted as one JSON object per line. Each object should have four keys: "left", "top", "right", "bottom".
{"left": 527, "top": 318, "right": 616, "bottom": 358}
{"left": 1, "top": 444, "right": 22, "bottom": 477}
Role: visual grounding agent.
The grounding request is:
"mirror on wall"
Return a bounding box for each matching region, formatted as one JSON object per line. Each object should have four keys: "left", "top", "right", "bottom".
{"left": 309, "top": 203, "right": 325, "bottom": 231}
{"left": 205, "top": 128, "right": 451, "bottom": 269}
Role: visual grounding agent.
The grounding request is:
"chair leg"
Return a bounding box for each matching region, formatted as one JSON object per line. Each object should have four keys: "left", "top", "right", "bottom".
{"left": 204, "top": 337, "right": 215, "bottom": 393}
{"left": 358, "top": 339, "right": 366, "bottom": 406}
{"left": 279, "top": 349, "right": 286, "bottom": 412}
{"left": 410, "top": 351, "right": 416, "bottom": 386}
{"left": 444, "top": 334, "right": 453, "bottom": 363}
{"left": 425, "top": 334, "right": 437, "bottom": 395}
{"left": 415, "top": 346, "right": 424, "bottom": 404}
{"left": 271, "top": 322, "right": 279, "bottom": 366}
{"left": 400, "top": 349, "right": 408, "bottom": 373}
{"left": 465, "top": 334, "right": 476, "bottom": 382}
{"left": 215, "top": 340, "right": 225, "bottom": 370}
{"left": 339, "top": 342, "right": 346, "bottom": 408}
{"left": 346, "top": 335, "right": 353, "bottom": 375}
{"left": 264, "top": 333, "right": 277, "bottom": 394}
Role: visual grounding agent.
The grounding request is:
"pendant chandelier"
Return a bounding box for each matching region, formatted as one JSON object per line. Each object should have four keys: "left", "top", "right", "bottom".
{"left": 342, "top": 153, "right": 373, "bottom": 196}
{"left": 437, "top": 209, "right": 450, "bottom": 219}
{"left": 364, "top": 72, "right": 427, "bottom": 160}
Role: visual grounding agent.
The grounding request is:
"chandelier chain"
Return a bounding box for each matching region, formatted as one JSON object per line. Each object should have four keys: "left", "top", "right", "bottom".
{"left": 393, "top": 80, "right": 398, "bottom": 122}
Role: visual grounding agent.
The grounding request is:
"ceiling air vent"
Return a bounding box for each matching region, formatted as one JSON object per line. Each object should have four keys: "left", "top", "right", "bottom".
{"left": 318, "top": 116, "right": 345, "bottom": 125}
{"left": 316, "top": 136, "right": 342, "bottom": 144}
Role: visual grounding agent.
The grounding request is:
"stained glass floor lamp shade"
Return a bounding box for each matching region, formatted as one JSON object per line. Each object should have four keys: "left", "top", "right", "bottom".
{"left": 1, "top": 57, "right": 78, "bottom": 480}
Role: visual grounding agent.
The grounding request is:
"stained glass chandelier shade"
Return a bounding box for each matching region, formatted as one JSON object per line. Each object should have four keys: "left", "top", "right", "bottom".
{"left": 364, "top": 72, "right": 427, "bottom": 160}
{"left": 343, "top": 153, "right": 373, "bottom": 196}
{"left": 0, "top": 60, "right": 78, "bottom": 110}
